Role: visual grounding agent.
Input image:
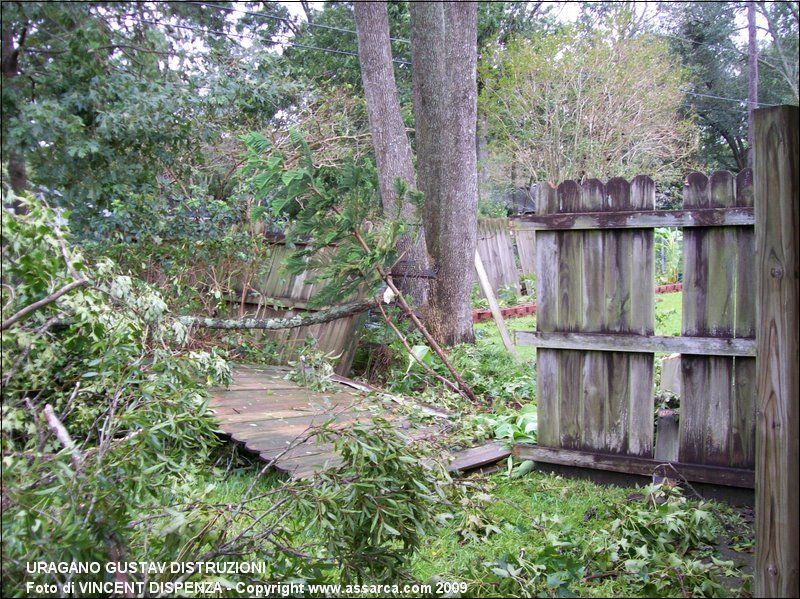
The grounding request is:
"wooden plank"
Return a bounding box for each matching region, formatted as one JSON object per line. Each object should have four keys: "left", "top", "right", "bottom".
{"left": 679, "top": 170, "right": 756, "bottom": 469}
{"left": 515, "top": 444, "right": 754, "bottom": 488}
{"left": 515, "top": 331, "right": 756, "bottom": 356}
{"left": 535, "top": 183, "right": 560, "bottom": 448}
{"left": 579, "top": 180, "right": 607, "bottom": 451}
{"left": 513, "top": 207, "right": 755, "bottom": 230}
{"left": 604, "top": 177, "right": 633, "bottom": 454}
{"left": 474, "top": 250, "right": 516, "bottom": 356}
{"left": 754, "top": 105, "right": 799, "bottom": 598}
{"left": 627, "top": 176, "right": 655, "bottom": 456}
{"left": 448, "top": 441, "right": 512, "bottom": 473}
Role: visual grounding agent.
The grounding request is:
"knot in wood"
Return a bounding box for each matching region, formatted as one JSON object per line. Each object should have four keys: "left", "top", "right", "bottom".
{"left": 770, "top": 266, "right": 784, "bottom": 279}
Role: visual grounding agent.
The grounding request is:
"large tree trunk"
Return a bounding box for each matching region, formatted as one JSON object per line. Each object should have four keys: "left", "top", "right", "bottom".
{"left": 410, "top": 2, "right": 479, "bottom": 345}
{"left": 353, "top": 2, "right": 430, "bottom": 307}
{"left": 747, "top": 1, "right": 758, "bottom": 169}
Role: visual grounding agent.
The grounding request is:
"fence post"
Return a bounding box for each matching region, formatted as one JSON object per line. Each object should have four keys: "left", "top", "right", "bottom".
{"left": 754, "top": 105, "right": 799, "bottom": 598}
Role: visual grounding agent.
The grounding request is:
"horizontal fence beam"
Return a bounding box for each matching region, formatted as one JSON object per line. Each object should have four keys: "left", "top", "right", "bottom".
{"left": 515, "top": 444, "right": 755, "bottom": 488}
{"left": 513, "top": 207, "right": 754, "bottom": 231}
{"left": 515, "top": 331, "right": 756, "bottom": 357}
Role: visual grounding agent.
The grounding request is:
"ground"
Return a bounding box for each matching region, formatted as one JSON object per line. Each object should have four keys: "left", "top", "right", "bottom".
{"left": 201, "top": 291, "right": 755, "bottom": 597}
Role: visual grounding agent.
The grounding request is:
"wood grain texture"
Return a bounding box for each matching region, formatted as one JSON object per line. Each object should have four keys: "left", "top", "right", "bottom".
{"left": 534, "top": 177, "right": 654, "bottom": 457}
{"left": 513, "top": 207, "right": 755, "bottom": 230}
{"left": 679, "top": 170, "right": 756, "bottom": 469}
{"left": 514, "top": 444, "right": 754, "bottom": 488}
{"left": 475, "top": 218, "right": 520, "bottom": 296}
{"left": 754, "top": 106, "right": 799, "bottom": 598}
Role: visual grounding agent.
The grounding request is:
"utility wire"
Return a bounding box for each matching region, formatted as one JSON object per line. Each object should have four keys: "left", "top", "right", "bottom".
{"left": 684, "top": 90, "right": 778, "bottom": 107}
{"left": 128, "top": 17, "right": 411, "bottom": 65}
{"left": 187, "top": 1, "right": 411, "bottom": 44}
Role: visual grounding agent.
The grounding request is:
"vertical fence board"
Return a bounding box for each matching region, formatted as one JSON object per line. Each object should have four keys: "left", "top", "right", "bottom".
{"left": 754, "top": 105, "right": 799, "bottom": 598}
{"left": 475, "top": 218, "right": 521, "bottom": 296}
{"left": 557, "top": 181, "right": 585, "bottom": 449}
{"left": 627, "top": 176, "right": 656, "bottom": 456}
{"left": 580, "top": 180, "right": 607, "bottom": 450}
{"left": 535, "top": 184, "right": 561, "bottom": 448}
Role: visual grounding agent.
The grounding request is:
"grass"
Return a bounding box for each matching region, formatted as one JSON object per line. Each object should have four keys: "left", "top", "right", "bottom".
{"left": 200, "top": 462, "right": 754, "bottom": 597}
{"left": 655, "top": 291, "right": 682, "bottom": 337}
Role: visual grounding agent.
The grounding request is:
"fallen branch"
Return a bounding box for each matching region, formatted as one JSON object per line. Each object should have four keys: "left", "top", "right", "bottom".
{"left": 42, "top": 404, "right": 83, "bottom": 473}
{"left": 178, "top": 294, "right": 381, "bottom": 330}
{"left": 1, "top": 279, "right": 88, "bottom": 331}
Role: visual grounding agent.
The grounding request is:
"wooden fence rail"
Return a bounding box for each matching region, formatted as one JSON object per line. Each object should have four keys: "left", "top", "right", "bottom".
{"left": 516, "top": 170, "right": 757, "bottom": 488}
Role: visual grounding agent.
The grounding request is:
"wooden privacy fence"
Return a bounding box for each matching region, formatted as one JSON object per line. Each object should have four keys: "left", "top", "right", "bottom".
{"left": 514, "top": 171, "right": 757, "bottom": 488}
{"left": 474, "top": 218, "right": 537, "bottom": 297}
{"left": 224, "top": 235, "right": 363, "bottom": 374}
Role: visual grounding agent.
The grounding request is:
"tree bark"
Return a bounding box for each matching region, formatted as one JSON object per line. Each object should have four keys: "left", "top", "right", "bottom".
{"left": 353, "top": 2, "right": 430, "bottom": 307}
{"left": 410, "top": 1, "right": 479, "bottom": 346}
{"left": 747, "top": 1, "right": 759, "bottom": 169}
{"left": 178, "top": 294, "right": 381, "bottom": 330}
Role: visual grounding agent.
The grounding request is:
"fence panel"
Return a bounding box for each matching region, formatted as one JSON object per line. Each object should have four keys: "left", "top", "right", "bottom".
{"left": 679, "top": 171, "right": 756, "bottom": 469}
{"left": 534, "top": 178, "right": 655, "bottom": 456}
{"left": 475, "top": 218, "right": 520, "bottom": 295}
{"left": 225, "top": 239, "right": 364, "bottom": 374}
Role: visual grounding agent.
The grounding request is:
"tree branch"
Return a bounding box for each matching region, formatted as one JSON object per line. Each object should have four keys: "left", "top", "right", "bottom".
{"left": 1, "top": 279, "right": 88, "bottom": 331}
{"left": 178, "top": 294, "right": 381, "bottom": 330}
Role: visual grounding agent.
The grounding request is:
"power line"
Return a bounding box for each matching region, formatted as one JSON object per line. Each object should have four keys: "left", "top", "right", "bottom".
{"left": 125, "top": 17, "right": 410, "bottom": 65}
{"left": 187, "top": 1, "right": 411, "bottom": 44}
{"left": 684, "top": 90, "right": 778, "bottom": 107}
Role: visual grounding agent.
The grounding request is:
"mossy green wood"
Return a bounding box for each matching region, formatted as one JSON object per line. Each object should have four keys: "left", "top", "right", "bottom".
{"left": 679, "top": 170, "right": 756, "bottom": 468}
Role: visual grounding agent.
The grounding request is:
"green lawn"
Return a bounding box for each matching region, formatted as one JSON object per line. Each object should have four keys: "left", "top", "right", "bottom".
{"left": 655, "top": 291, "right": 682, "bottom": 336}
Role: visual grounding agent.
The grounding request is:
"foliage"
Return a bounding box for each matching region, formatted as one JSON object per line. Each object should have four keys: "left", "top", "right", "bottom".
{"left": 472, "top": 404, "right": 538, "bottom": 447}
{"left": 436, "top": 478, "right": 748, "bottom": 598}
{"left": 480, "top": 26, "right": 698, "bottom": 185}
{"left": 240, "top": 130, "right": 414, "bottom": 309}
{"left": 287, "top": 342, "right": 339, "bottom": 393}
{"left": 664, "top": 1, "right": 798, "bottom": 172}
{"left": 1, "top": 2, "right": 302, "bottom": 237}
{"left": 1, "top": 198, "right": 230, "bottom": 588}
{"left": 655, "top": 291, "right": 683, "bottom": 338}
{"left": 1, "top": 198, "right": 456, "bottom": 594}
{"left": 655, "top": 227, "right": 683, "bottom": 284}
{"left": 296, "top": 419, "right": 451, "bottom": 584}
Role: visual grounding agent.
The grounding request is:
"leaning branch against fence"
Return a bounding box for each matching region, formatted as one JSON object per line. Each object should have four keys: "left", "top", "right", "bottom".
{"left": 178, "top": 294, "right": 382, "bottom": 330}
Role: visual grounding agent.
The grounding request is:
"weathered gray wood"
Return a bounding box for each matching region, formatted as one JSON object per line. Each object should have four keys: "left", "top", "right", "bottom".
{"left": 475, "top": 218, "right": 520, "bottom": 296}
{"left": 514, "top": 444, "right": 754, "bottom": 488}
{"left": 627, "top": 176, "right": 656, "bottom": 456}
{"left": 514, "top": 206, "right": 755, "bottom": 230}
{"left": 535, "top": 183, "right": 561, "bottom": 448}
{"left": 679, "top": 171, "right": 756, "bottom": 469}
{"left": 556, "top": 181, "right": 584, "bottom": 450}
{"left": 654, "top": 411, "right": 680, "bottom": 463}
{"left": 534, "top": 176, "right": 654, "bottom": 457}
{"left": 516, "top": 331, "right": 756, "bottom": 356}
{"left": 754, "top": 105, "right": 799, "bottom": 598}
{"left": 448, "top": 441, "right": 512, "bottom": 473}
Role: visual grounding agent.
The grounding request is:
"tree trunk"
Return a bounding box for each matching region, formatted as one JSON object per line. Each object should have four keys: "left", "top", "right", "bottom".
{"left": 410, "top": 2, "right": 479, "bottom": 346}
{"left": 747, "top": 1, "right": 758, "bottom": 169}
{"left": 353, "top": 2, "right": 430, "bottom": 307}
{"left": 1, "top": 26, "right": 27, "bottom": 197}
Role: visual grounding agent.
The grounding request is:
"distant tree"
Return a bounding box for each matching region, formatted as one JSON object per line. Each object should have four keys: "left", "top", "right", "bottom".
{"left": 479, "top": 27, "right": 697, "bottom": 185}
{"left": 0, "top": 2, "right": 298, "bottom": 233}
